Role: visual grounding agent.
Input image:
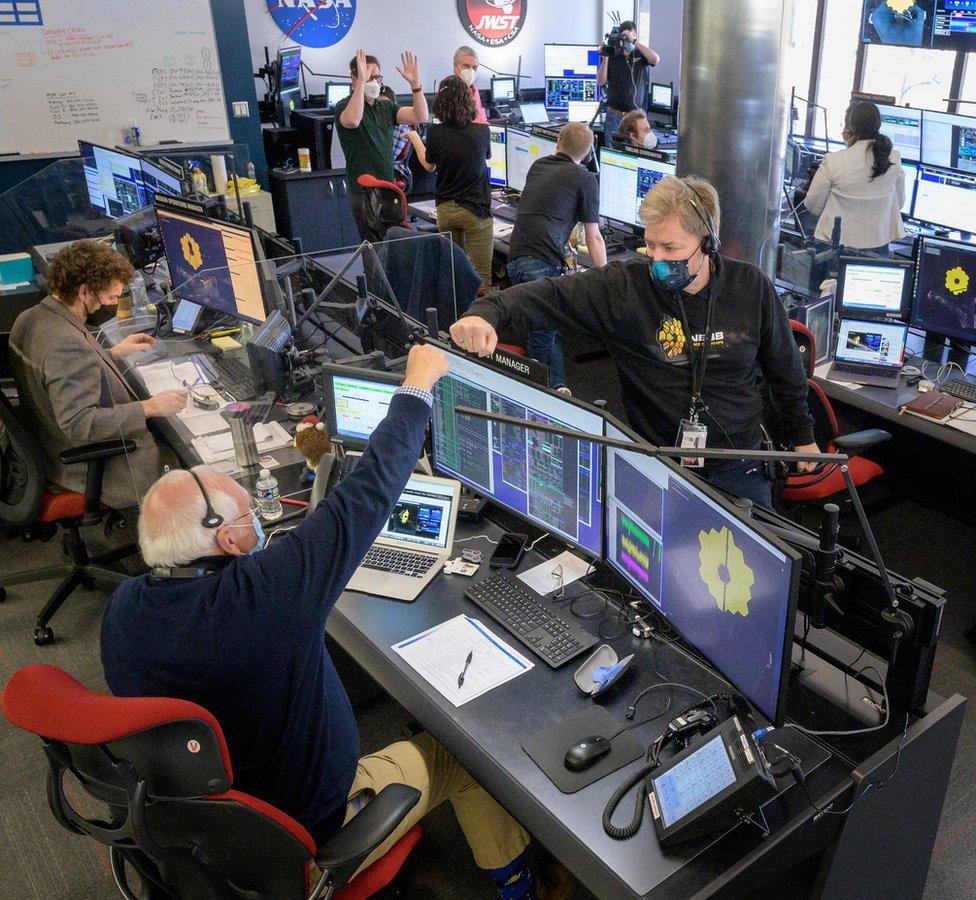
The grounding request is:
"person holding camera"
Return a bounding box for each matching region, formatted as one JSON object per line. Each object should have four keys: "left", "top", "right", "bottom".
{"left": 597, "top": 20, "right": 660, "bottom": 142}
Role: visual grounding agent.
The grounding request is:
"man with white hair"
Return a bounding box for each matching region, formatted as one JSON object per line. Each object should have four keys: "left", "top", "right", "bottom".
{"left": 100, "top": 344, "right": 542, "bottom": 899}
{"left": 451, "top": 175, "right": 819, "bottom": 508}
{"left": 453, "top": 45, "right": 489, "bottom": 124}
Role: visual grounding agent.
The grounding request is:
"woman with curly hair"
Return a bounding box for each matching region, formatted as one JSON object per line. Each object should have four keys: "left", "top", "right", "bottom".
{"left": 423, "top": 75, "right": 494, "bottom": 288}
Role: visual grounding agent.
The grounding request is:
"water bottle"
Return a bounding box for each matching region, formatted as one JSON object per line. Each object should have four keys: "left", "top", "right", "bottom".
{"left": 246, "top": 161, "right": 256, "bottom": 181}
{"left": 255, "top": 468, "right": 282, "bottom": 521}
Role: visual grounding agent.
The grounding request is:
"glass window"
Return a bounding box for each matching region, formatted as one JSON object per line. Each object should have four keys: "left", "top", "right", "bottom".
{"left": 782, "top": 0, "right": 819, "bottom": 104}
{"left": 814, "top": 0, "right": 862, "bottom": 139}
{"left": 861, "top": 45, "right": 954, "bottom": 111}
{"left": 958, "top": 54, "right": 976, "bottom": 114}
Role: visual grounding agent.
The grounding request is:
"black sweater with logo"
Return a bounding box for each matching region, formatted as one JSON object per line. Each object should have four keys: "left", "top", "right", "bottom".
{"left": 464, "top": 255, "right": 815, "bottom": 458}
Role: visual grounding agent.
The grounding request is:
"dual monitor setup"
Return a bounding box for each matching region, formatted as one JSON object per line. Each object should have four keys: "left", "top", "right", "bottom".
{"left": 78, "top": 141, "right": 183, "bottom": 220}
{"left": 827, "top": 237, "right": 976, "bottom": 379}
{"left": 486, "top": 125, "right": 676, "bottom": 232}
{"left": 322, "top": 344, "right": 800, "bottom": 726}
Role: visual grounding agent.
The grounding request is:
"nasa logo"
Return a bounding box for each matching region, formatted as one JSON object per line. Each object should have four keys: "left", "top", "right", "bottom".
{"left": 266, "top": 0, "right": 356, "bottom": 50}
{"left": 457, "top": 0, "right": 527, "bottom": 47}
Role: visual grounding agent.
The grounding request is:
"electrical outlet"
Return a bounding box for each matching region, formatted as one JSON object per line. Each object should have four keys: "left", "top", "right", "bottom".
{"left": 232, "top": 101, "right": 250, "bottom": 118}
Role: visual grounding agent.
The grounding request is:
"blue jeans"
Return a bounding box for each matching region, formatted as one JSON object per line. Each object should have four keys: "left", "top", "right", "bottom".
{"left": 506, "top": 256, "right": 566, "bottom": 389}
{"left": 604, "top": 109, "right": 623, "bottom": 143}
{"left": 702, "top": 458, "right": 773, "bottom": 509}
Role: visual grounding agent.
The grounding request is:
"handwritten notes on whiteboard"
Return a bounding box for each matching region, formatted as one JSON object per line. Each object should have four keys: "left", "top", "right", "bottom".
{"left": 0, "top": 1, "right": 230, "bottom": 156}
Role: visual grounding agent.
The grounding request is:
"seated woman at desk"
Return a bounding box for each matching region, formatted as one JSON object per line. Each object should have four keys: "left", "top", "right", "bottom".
{"left": 803, "top": 100, "right": 905, "bottom": 256}
{"left": 420, "top": 75, "right": 494, "bottom": 288}
{"left": 9, "top": 240, "right": 187, "bottom": 509}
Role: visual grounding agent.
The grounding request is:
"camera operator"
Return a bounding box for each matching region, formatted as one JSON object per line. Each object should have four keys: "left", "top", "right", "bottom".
{"left": 597, "top": 20, "right": 660, "bottom": 141}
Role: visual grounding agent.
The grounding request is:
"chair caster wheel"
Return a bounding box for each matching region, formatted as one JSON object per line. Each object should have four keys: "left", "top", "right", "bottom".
{"left": 34, "top": 626, "right": 54, "bottom": 646}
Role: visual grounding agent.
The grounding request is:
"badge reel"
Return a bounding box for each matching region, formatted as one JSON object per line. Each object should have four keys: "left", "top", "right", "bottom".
{"left": 677, "top": 418, "right": 707, "bottom": 469}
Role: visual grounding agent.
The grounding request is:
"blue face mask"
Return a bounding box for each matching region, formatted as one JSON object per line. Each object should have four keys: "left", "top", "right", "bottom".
{"left": 623, "top": 40, "right": 636, "bottom": 53}
{"left": 649, "top": 246, "right": 703, "bottom": 292}
{"left": 249, "top": 514, "right": 266, "bottom": 554}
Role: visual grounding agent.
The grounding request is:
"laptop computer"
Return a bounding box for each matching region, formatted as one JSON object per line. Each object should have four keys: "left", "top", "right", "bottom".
{"left": 826, "top": 317, "right": 908, "bottom": 388}
{"left": 345, "top": 474, "right": 461, "bottom": 602}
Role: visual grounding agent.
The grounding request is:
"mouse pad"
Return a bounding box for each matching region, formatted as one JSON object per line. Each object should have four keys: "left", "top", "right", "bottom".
{"left": 522, "top": 707, "right": 644, "bottom": 794}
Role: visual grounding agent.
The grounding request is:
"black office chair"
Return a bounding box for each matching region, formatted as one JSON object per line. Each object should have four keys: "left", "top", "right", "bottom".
{"left": 0, "top": 384, "right": 139, "bottom": 645}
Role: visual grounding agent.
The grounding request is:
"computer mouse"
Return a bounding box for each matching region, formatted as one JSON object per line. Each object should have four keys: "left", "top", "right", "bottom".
{"left": 564, "top": 735, "right": 612, "bottom": 772}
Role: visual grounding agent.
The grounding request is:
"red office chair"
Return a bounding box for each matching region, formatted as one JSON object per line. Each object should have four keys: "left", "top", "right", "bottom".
{"left": 356, "top": 174, "right": 412, "bottom": 240}
{"left": 1, "top": 664, "right": 423, "bottom": 900}
{"left": 767, "top": 321, "right": 891, "bottom": 511}
{"left": 0, "top": 388, "right": 138, "bottom": 646}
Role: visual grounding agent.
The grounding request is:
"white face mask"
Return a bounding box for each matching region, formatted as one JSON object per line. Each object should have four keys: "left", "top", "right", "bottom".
{"left": 642, "top": 131, "right": 659, "bottom": 151}
{"left": 458, "top": 67, "right": 476, "bottom": 87}
{"left": 363, "top": 81, "right": 381, "bottom": 101}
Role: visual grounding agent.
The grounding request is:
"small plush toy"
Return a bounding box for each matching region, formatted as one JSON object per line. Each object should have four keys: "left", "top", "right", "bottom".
{"left": 294, "top": 420, "right": 332, "bottom": 474}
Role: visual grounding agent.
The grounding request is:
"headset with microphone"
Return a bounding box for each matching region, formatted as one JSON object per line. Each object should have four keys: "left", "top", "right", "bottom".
{"left": 151, "top": 470, "right": 229, "bottom": 579}
{"left": 684, "top": 180, "right": 722, "bottom": 258}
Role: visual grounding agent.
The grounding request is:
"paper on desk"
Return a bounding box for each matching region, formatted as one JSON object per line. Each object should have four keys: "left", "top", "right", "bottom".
{"left": 492, "top": 221, "right": 514, "bottom": 238}
{"left": 393, "top": 614, "right": 533, "bottom": 706}
{"left": 517, "top": 550, "right": 593, "bottom": 596}
{"left": 138, "top": 358, "right": 208, "bottom": 395}
{"left": 191, "top": 421, "right": 293, "bottom": 464}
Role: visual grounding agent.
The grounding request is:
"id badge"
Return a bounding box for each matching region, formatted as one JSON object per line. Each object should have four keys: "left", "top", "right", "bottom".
{"left": 678, "top": 419, "right": 707, "bottom": 468}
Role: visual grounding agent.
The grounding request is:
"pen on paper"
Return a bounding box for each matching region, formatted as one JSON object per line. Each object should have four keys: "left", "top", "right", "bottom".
{"left": 457, "top": 650, "right": 474, "bottom": 689}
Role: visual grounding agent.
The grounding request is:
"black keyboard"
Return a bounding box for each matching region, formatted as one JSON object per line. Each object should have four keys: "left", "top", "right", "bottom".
{"left": 494, "top": 204, "right": 518, "bottom": 222}
{"left": 940, "top": 378, "right": 976, "bottom": 403}
{"left": 464, "top": 571, "right": 597, "bottom": 669}
{"left": 195, "top": 354, "right": 260, "bottom": 401}
{"left": 361, "top": 545, "right": 439, "bottom": 578}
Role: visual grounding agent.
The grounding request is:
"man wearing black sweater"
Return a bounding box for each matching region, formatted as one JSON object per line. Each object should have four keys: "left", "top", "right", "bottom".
{"left": 452, "top": 175, "right": 817, "bottom": 507}
{"left": 101, "top": 345, "right": 540, "bottom": 899}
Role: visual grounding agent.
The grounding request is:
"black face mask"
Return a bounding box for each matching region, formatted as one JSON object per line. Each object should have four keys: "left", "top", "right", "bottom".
{"left": 649, "top": 245, "right": 703, "bottom": 292}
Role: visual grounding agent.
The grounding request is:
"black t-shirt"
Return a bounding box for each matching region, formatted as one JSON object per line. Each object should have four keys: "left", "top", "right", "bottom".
{"left": 425, "top": 122, "right": 492, "bottom": 219}
{"left": 606, "top": 51, "right": 651, "bottom": 112}
{"left": 508, "top": 153, "right": 599, "bottom": 269}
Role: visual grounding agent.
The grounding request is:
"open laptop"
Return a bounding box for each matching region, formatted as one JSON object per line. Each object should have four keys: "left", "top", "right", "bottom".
{"left": 826, "top": 317, "right": 908, "bottom": 388}
{"left": 345, "top": 474, "right": 461, "bottom": 602}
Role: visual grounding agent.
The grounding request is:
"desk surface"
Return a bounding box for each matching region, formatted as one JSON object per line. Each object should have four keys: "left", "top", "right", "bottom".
{"left": 324, "top": 515, "right": 898, "bottom": 900}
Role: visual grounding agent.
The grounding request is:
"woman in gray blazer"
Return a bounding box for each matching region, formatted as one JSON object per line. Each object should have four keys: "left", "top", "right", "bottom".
{"left": 10, "top": 240, "right": 187, "bottom": 509}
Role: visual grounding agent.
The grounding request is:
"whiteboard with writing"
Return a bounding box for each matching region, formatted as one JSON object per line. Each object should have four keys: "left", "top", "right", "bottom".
{"left": 0, "top": 0, "right": 230, "bottom": 156}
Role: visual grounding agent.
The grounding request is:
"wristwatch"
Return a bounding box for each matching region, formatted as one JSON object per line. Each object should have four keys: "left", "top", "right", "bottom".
{"left": 411, "top": 84, "right": 423, "bottom": 93}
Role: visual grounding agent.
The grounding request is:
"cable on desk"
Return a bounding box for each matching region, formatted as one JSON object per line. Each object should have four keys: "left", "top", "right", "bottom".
{"left": 453, "top": 534, "right": 499, "bottom": 545}
{"left": 785, "top": 664, "right": 890, "bottom": 737}
{"left": 525, "top": 532, "right": 550, "bottom": 551}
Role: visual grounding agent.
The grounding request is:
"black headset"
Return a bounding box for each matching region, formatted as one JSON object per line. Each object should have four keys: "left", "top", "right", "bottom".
{"left": 189, "top": 469, "right": 224, "bottom": 529}
{"left": 684, "top": 180, "right": 722, "bottom": 257}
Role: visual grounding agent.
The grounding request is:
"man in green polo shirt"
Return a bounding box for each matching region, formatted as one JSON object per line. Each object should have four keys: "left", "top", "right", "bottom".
{"left": 336, "top": 48, "right": 428, "bottom": 240}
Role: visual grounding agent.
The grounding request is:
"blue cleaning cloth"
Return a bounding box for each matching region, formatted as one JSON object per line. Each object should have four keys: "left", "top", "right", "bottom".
{"left": 592, "top": 662, "right": 625, "bottom": 688}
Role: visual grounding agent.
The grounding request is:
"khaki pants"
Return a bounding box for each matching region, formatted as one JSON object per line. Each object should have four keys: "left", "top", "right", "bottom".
{"left": 436, "top": 200, "right": 494, "bottom": 288}
{"left": 341, "top": 731, "right": 530, "bottom": 875}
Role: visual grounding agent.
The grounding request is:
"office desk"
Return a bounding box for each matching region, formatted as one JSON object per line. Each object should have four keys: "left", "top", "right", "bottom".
{"left": 324, "top": 514, "right": 964, "bottom": 899}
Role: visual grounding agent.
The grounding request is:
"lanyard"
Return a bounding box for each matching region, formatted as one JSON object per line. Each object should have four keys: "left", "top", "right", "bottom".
{"left": 676, "top": 285, "right": 716, "bottom": 422}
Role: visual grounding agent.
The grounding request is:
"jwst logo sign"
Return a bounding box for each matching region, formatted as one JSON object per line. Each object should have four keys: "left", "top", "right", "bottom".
{"left": 457, "top": 0, "right": 527, "bottom": 47}
{"left": 267, "top": 0, "right": 356, "bottom": 49}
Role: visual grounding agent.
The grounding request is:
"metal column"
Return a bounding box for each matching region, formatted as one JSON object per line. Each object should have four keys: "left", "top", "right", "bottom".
{"left": 678, "top": 0, "right": 794, "bottom": 277}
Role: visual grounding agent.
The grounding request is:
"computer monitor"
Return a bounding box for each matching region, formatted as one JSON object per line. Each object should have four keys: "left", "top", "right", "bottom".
{"left": 155, "top": 206, "right": 267, "bottom": 324}
{"left": 901, "top": 161, "right": 918, "bottom": 216}
{"left": 491, "top": 76, "right": 516, "bottom": 105}
{"left": 911, "top": 235, "right": 976, "bottom": 345}
{"left": 431, "top": 346, "right": 604, "bottom": 556}
{"left": 836, "top": 256, "right": 914, "bottom": 320}
{"left": 545, "top": 76, "right": 599, "bottom": 112}
{"left": 649, "top": 82, "right": 674, "bottom": 112}
{"left": 518, "top": 102, "right": 550, "bottom": 125}
{"left": 505, "top": 127, "right": 559, "bottom": 194}
{"left": 912, "top": 165, "right": 976, "bottom": 234}
{"left": 604, "top": 417, "right": 800, "bottom": 724}
{"left": 861, "top": 0, "right": 976, "bottom": 51}
{"left": 78, "top": 141, "right": 146, "bottom": 218}
{"left": 877, "top": 104, "right": 922, "bottom": 162}
{"left": 488, "top": 125, "right": 507, "bottom": 188}
{"left": 544, "top": 44, "right": 601, "bottom": 79}
{"left": 279, "top": 86, "right": 303, "bottom": 127}
{"left": 320, "top": 363, "right": 402, "bottom": 449}
{"left": 920, "top": 110, "right": 976, "bottom": 172}
{"left": 278, "top": 46, "right": 302, "bottom": 92}
{"left": 566, "top": 100, "right": 600, "bottom": 123}
{"left": 326, "top": 82, "right": 350, "bottom": 107}
{"left": 599, "top": 147, "right": 676, "bottom": 232}
{"left": 139, "top": 157, "right": 183, "bottom": 203}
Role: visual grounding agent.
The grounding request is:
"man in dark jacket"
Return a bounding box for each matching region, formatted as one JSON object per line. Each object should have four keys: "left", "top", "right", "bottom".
{"left": 451, "top": 175, "right": 817, "bottom": 507}
{"left": 101, "top": 345, "right": 540, "bottom": 899}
